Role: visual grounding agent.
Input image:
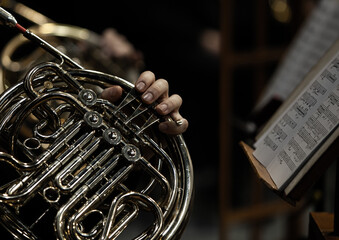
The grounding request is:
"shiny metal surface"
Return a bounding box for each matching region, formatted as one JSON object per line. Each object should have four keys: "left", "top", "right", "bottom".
{"left": 0, "top": 6, "right": 193, "bottom": 240}
{"left": 0, "top": 23, "right": 135, "bottom": 88}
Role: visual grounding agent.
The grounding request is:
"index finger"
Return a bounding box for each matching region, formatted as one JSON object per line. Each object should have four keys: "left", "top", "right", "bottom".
{"left": 135, "top": 71, "right": 156, "bottom": 93}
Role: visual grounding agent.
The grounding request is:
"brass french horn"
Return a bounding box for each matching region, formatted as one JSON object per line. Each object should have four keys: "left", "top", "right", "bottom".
{"left": 0, "top": 0, "right": 142, "bottom": 90}
{"left": 0, "top": 6, "right": 193, "bottom": 240}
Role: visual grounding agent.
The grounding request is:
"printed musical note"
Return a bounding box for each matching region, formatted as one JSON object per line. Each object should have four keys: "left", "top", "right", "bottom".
{"left": 273, "top": 125, "right": 287, "bottom": 141}
{"left": 310, "top": 80, "right": 327, "bottom": 96}
{"left": 321, "top": 69, "right": 337, "bottom": 83}
{"left": 293, "top": 103, "right": 308, "bottom": 118}
{"left": 332, "top": 57, "right": 339, "bottom": 70}
{"left": 277, "top": 150, "right": 296, "bottom": 171}
{"left": 254, "top": 0, "right": 339, "bottom": 111}
{"left": 263, "top": 136, "right": 278, "bottom": 151}
{"left": 282, "top": 113, "right": 297, "bottom": 129}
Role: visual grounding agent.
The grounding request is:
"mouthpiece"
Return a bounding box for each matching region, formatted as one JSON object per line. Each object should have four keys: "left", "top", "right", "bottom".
{"left": 0, "top": 7, "right": 17, "bottom": 28}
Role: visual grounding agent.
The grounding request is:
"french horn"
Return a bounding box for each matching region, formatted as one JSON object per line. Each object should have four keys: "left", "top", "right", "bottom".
{"left": 0, "top": 7, "right": 193, "bottom": 240}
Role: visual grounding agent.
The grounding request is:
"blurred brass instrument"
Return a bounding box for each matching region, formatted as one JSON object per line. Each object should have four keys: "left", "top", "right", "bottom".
{"left": 0, "top": 5, "right": 193, "bottom": 240}
{"left": 0, "top": 0, "right": 141, "bottom": 91}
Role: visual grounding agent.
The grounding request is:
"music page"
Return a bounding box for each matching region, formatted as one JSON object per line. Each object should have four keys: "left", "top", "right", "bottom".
{"left": 253, "top": 52, "right": 339, "bottom": 189}
{"left": 255, "top": 0, "right": 339, "bottom": 112}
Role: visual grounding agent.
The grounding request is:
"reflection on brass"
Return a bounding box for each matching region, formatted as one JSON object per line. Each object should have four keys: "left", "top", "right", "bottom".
{"left": 1, "top": 1, "right": 142, "bottom": 89}
{"left": 0, "top": 5, "right": 193, "bottom": 240}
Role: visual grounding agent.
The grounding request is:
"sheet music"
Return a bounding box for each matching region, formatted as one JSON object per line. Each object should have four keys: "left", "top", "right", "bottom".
{"left": 253, "top": 53, "right": 339, "bottom": 189}
{"left": 255, "top": 0, "right": 339, "bottom": 112}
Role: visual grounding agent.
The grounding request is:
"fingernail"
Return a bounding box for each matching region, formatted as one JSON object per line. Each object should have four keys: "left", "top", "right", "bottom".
{"left": 157, "top": 103, "right": 168, "bottom": 113}
{"left": 143, "top": 92, "right": 153, "bottom": 102}
{"left": 136, "top": 81, "right": 146, "bottom": 91}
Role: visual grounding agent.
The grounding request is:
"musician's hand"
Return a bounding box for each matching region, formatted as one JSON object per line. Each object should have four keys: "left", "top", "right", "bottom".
{"left": 101, "top": 71, "right": 188, "bottom": 135}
